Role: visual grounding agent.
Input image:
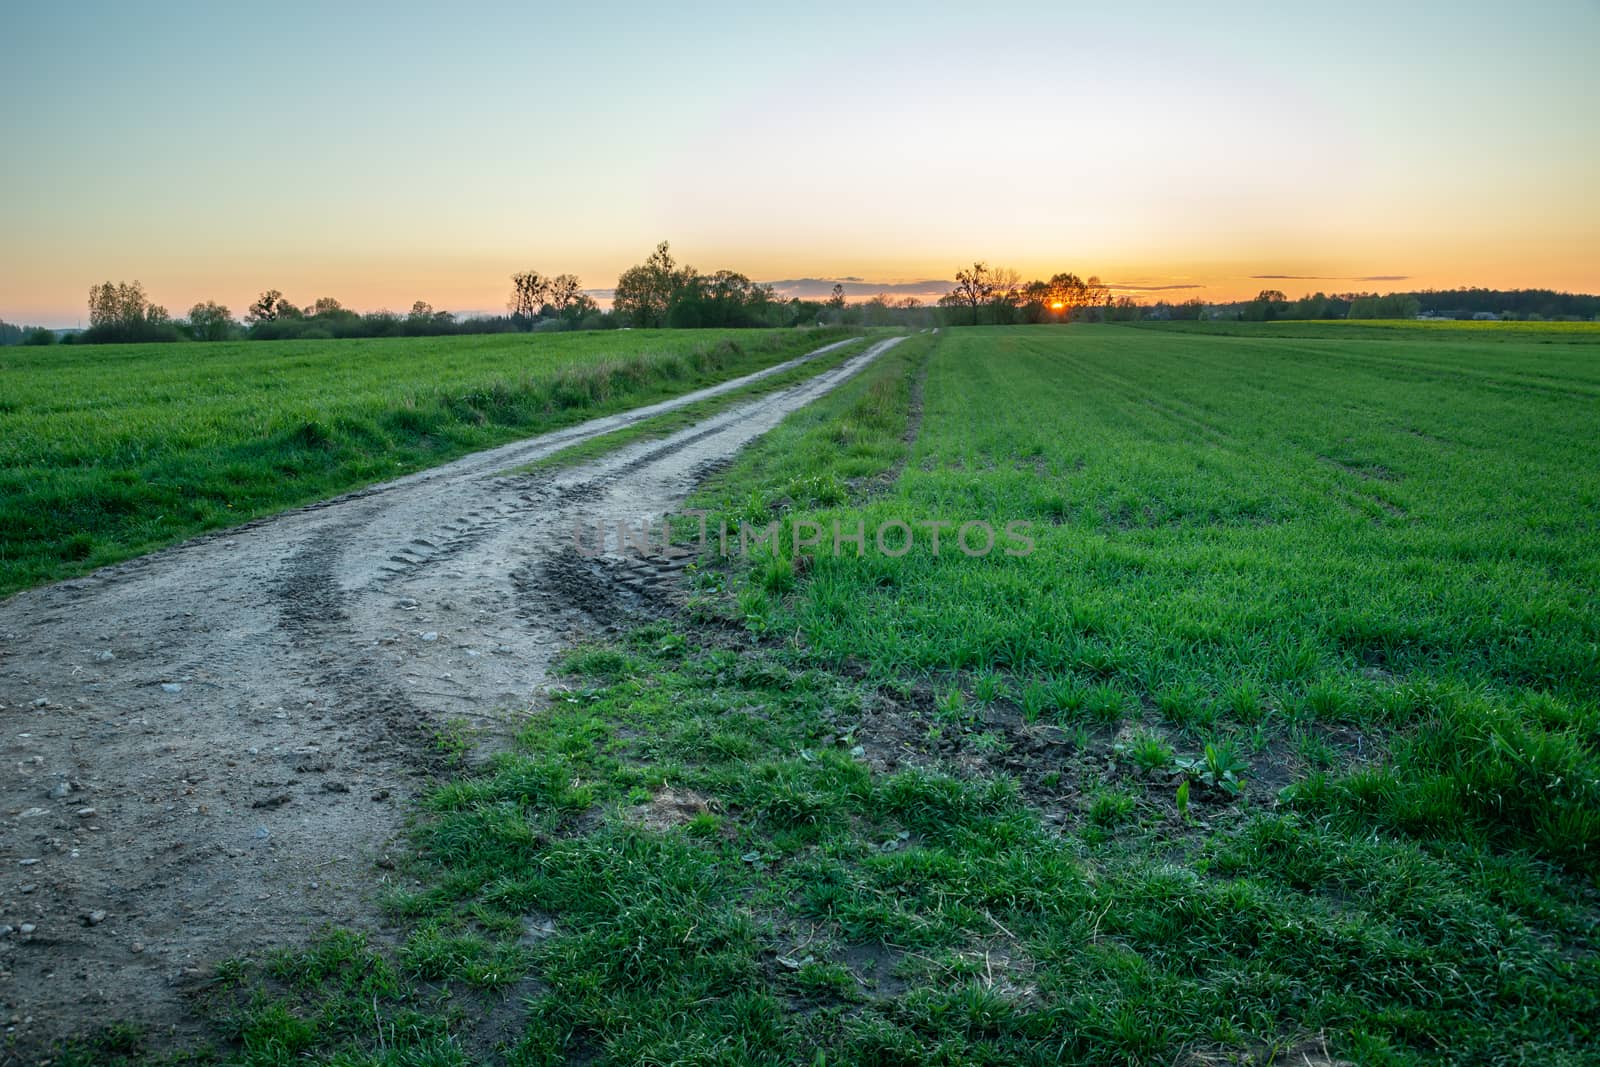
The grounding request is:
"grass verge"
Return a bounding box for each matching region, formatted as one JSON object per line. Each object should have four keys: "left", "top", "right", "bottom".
{"left": 504, "top": 332, "right": 884, "bottom": 476}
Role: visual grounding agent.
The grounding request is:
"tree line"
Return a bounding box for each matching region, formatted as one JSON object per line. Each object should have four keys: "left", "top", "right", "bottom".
{"left": 0, "top": 319, "right": 57, "bottom": 346}
{"left": 54, "top": 241, "right": 935, "bottom": 345}
{"left": 1144, "top": 287, "right": 1600, "bottom": 323}
{"left": 934, "top": 262, "right": 1142, "bottom": 325}
{"left": 26, "top": 251, "right": 1600, "bottom": 345}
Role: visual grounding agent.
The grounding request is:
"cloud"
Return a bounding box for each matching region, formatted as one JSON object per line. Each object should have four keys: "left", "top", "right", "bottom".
{"left": 764, "top": 278, "right": 955, "bottom": 299}
{"left": 1107, "top": 282, "right": 1205, "bottom": 291}
{"left": 1252, "top": 274, "right": 1411, "bottom": 282}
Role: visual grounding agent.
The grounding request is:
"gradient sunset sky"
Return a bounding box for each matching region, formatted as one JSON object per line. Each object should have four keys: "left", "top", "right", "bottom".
{"left": 4, "top": 1, "right": 1596, "bottom": 325}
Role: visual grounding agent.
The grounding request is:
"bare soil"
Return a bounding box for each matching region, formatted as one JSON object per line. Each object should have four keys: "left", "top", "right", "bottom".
{"left": 0, "top": 337, "right": 901, "bottom": 1057}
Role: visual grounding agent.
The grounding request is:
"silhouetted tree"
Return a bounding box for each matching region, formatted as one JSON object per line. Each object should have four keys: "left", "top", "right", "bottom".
{"left": 942, "top": 262, "right": 995, "bottom": 325}
{"left": 614, "top": 242, "right": 691, "bottom": 328}
{"left": 547, "top": 274, "right": 583, "bottom": 315}
{"left": 85, "top": 280, "right": 177, "bottom": 342}
{"left": 185, "top": 300, "right": 236, "bottom": 341}
{"left": 509, "top": 271, "right": 550, "bottom": 326}
{"left": 248, "top": 290, "right": 286, "bottom": 324}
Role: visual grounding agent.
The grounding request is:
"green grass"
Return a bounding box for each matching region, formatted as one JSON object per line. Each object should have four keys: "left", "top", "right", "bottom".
{"left": 505, "top": 332, "right": 877, "bottom": 475}
{"left": 0, "top": 327, "right": 848, "bottom": 595}
{"left": 42, "top": 324, "right": 1600, "bottom": 1065}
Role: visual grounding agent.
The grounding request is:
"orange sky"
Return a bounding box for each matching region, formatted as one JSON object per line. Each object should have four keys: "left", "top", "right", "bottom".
{"left": 3, "top": 3, "right": 1596, "bottom": 325}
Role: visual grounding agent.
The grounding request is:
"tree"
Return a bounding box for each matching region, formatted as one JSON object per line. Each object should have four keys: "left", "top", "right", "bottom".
{"left": 828, "top": 283, "right": 846, "bottom": 310}
{"left": 1085, "top": 276, "right": 1111, "bottom": 317}
{"left": 560, "top": 293, "right": 600, "bottom": 328}
{"left": 89, "top": 280, "right": 165, "bottom": 329}
{"left": 987, "top": 268, "right": 1023, "bottom": 324}
{"left": 85, "top": 280, "right": 175, "bottom": 342}
{"left": 248, "top": 290, "right": 285, "bottom": 324}
{"left": 409, "top": 300, "right": 434, "bottom": 321}
{"left": 942, "top": 262, "right": 995, "bottom": 325}
{"left": 614, "top": 241, "right": 691, "bottom": 328}
{"left": 312, "top": 297, "right": 345, "bottom": 316}
{"left": 1244, "top": 289, "right": 1290, "bottom": 322}
{"left": 509, "top": 271, "right": 550, "bottom": 326}
{"left": 547, "top": 274, "right": 583, "bottom": 315}
{"left": 186, "top": 300, "right": 236, "bottom": 341}
{"left": 1044, "top": 273, "right": 1090, "bottom": 320}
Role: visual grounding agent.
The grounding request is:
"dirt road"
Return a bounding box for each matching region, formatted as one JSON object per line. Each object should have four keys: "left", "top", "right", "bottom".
{"left": 0, "top": 335, "right": 902, "bottom": 1053}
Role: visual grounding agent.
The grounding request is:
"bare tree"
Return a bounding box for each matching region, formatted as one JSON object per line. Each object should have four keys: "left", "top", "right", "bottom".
{"left": 509, "top": 271, "right": 550, "bottom": 326}
{"left": 547, "top": 274, "right": 583, "bottom": 314}
{"left": 942, "top": 262, "right": 995, "bottom": 325}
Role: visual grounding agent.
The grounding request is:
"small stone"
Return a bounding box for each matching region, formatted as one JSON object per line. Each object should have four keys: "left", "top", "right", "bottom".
{"left": 82, "top": 910, "right": 107, "bottom": 926}
{"left": 18, "top": 858, "right": 39, "bottom": 866}
{"left": 420, "top": 631, "right": 438, "bottom": 642}
{"left": 18, "top": 924, "right": 36, "bottom": 935}
{"left": 0, "top": 925, "right": 12, "bottom": 937}
{"left": 160, "top": 683, "right": 182, "bottom": 693}
{"left": 19, "top": 807, "right": 47, "bottom": 819}
{"left": 76, "top": 807, "right": 96, "bottom": 818}
{"left": 19, "top": 884, "right": 36, "bottom": 893}
{"left": 131, "top": 942, "right": 145, "bottom": 953}
{"left": 321, "top": 781, "right": 350, "bottom": 793}
{"left": 96, "top": 651, "right": 116, "bottom": 662}
{"left": 32, "top": 697, "right": 47, "bottom": 708}
{"left": 48, "top": 781, "right": 72, "bottom": 799}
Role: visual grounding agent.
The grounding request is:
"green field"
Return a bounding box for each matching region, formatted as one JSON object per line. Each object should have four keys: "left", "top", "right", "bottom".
{"left": 56, "top": 323, "right": 1600, "bottom": 1065}
{"left": 0, "top": 327, "right": 849, "bottom": 595}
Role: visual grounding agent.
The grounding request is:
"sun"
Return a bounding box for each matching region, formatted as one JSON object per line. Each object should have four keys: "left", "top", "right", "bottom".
{"left": 1050, "top": 301, "right": 1065, "bottom": 310}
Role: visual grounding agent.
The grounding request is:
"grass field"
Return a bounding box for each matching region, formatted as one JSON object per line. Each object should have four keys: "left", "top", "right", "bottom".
{"left": 0, "top": 328, "right": 851, "bottom": 595}
{"left": 56, "top": 323, "right": 1600, "bottom": 1065}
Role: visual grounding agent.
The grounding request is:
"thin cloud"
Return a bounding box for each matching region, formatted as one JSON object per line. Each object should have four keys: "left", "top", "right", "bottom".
{"left": 1252, "top": 274, "right": 1411, "bottom": 282}
{"left": 765, "top": 278, "right": 954, "bottom": 299}
{"left": 1108, "top": 282, "right": 1205, "bottom": 291}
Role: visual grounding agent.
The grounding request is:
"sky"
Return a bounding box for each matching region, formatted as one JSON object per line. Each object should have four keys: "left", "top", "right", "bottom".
{"left": 2, "top": 1, "right": 1597, "bottom": 325}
